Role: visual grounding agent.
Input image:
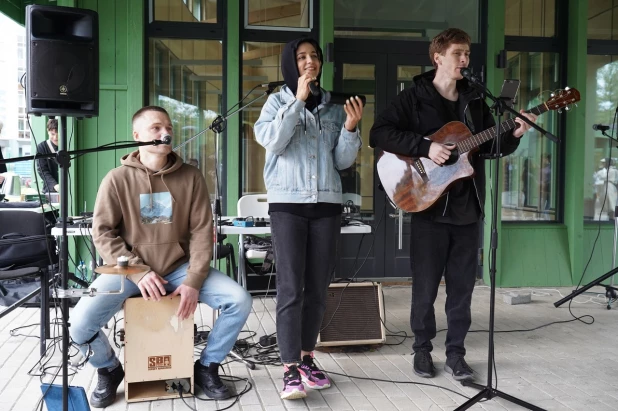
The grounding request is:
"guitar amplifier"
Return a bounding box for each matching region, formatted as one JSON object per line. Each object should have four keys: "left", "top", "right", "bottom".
{"left": 317, "top": 282, "right": 385, "bottom": 347}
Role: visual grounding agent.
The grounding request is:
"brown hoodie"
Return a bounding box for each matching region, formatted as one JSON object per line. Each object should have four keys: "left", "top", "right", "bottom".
{"left": 92, "top": 150, "right": 213, "bottom": 290}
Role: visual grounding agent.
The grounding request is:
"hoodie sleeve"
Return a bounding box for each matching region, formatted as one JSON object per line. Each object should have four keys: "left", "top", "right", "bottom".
{"left": 254, "top": 92, "right": 306, "bottom": 155}
{"left": 183, "top": 170, "right": 214, "bottom": 290}
{"left": 92, "top": 172, "right": 146, "bottom": 284}
{"left": 369, "top": 89, "right": 432, "bottom": 158}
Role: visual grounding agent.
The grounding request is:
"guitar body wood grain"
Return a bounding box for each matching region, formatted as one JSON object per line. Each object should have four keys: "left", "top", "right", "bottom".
{"left": 377, "top": 121, "right": 476, "bottom": 213}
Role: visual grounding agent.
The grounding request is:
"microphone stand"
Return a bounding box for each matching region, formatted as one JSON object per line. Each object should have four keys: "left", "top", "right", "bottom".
{"left": 1, "top": 125, "right": 172, "bottom": 411}
{"left": 555, "top": 128, "right": 618, "bottom": 309}
{"left": 174, "top": 86, "right": 276, "bottom": 263}
{"left": 173, "top": 85, "right": 276, "bottom": 370}
{"left": 455, "top": 78, "right": 553, "bottom": 411}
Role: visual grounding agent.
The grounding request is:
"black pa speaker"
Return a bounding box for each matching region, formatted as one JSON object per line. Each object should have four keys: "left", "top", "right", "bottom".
{"left": 26, "top": 5, "right": 99, "bottom": 118}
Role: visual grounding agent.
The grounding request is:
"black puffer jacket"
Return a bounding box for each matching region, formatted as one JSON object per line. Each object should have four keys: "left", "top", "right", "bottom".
{"left": 370, "top": 69, "right": 521, "bottom": 219}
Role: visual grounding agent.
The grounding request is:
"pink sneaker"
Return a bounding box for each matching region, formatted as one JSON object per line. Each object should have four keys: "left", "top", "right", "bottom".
{"left": 280, "top": 365, "right": 307, "bottom": 400}
{"left": 298, "top": 353, "right": 331, "bottom": 390}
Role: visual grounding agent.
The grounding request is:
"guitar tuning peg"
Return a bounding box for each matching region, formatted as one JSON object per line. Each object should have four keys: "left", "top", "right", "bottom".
{"left": 565, "top": 106, "right": 570, "bottom": 111}
{"left": 565, "top": 86, "right": 570, "bottom": 91}
{"left": 550, "top": 93, "right": 555, "bottom": 97}
{"left": 558, "top": 109, "right": 563, "bottom": 113}
{"left": 575, "top": 103, "right": 578, "bottom": 107}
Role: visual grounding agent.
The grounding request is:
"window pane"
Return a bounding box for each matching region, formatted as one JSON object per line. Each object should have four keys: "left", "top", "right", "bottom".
{"left": 505, "top": 0, "right": 555, "bottom": 37}
{"left": 154, "top": 0, "right": 217, "bottom": 23}
{"left": 335, "top": 0, "right": 480, "bottom": 42}
{"left": 246, "top": 0, "right": 311, "bottom": 29}
{"left": 241, "top": 42, "right": 284, "bottom": 195}
{"left": 502, "top": 51, "right": 561, "bottom": 221}
{"left": 588, "top": 0, "right": 618, "bottom": 40}
{"left": 341, "top": 63, "right": 375, "bottom": 214}
{"left": 148, "top": 38, "right": 223, "bottom": 201}
{"left": 584, "top": 55, "right": 618, "bottom": 221}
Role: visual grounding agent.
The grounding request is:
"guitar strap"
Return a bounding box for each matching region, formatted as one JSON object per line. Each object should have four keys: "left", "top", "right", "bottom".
{"left": 464, "top": 104, "right": 476, "bottom": 134}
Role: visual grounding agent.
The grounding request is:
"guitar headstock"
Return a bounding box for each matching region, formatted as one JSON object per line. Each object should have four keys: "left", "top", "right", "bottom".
{"left": 546, "top": 87, "right": 581, "bottom": 113}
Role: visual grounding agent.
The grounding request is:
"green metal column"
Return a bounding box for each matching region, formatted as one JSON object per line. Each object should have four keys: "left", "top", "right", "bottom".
{"left": 319, "top": 0, "right": 334, "bottom": 90}
{"left": 226, "top": 0, "right": 241, "bottom": 216}
{"left": 565, "top": 0, "right": 588, "bottom": 281}
{"left": 483, "top": 0, "right": 506, "bottom": 284}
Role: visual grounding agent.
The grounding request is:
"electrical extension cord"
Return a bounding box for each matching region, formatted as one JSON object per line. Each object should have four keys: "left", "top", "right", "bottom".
{"left": 259, "top": 335, "right": 277, "bottom": 347}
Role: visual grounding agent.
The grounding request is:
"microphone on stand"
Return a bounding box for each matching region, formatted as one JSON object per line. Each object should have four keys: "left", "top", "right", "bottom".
{"left": 460, "top": 67, "right": 481, "bottom": 84}
{"left": 153, "top": 134, "right": 172, "bottom": 145}
{"left": 593, "top": 124, "right": 611, "bottom": 132}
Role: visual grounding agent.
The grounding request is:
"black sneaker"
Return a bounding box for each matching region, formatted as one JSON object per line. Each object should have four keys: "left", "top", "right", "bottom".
{"left": 413, "top": 350, "right": 435, "bottom": 378}
{"left": 194, "top": 361, "right": 231, "bottom": 400}
{"left": 444, "top": 356, "right": 475, "bottom": 381}
{"left": 90, "top": 364, "right": 125, "bottom": 408}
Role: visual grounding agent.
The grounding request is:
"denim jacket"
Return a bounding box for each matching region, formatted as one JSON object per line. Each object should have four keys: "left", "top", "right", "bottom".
{"left": 254, "top": 85, "right": 362, "bottom": 204}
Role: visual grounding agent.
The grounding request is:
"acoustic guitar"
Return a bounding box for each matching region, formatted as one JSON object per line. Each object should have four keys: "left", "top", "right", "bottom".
{"left": 376, "top": 88, "right": 580, "bottom": 213}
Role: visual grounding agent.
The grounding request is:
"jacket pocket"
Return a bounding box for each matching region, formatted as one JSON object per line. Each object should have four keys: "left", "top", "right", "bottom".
{"left": 132, "top": 241, "right": 186, "bottom": 275}
{"left": 321, "top": 122, "right": 339, "bottom": 149}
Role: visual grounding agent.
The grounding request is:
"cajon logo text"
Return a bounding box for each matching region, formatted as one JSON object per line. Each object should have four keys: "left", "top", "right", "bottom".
{"left": 148, "top": 355, "right": 172, "bottom": 370}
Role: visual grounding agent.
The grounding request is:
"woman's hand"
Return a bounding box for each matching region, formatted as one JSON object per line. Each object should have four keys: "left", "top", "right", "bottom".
{"left": 344, "top": 96, "right": 364, "bottom": 131}
{"left": 296, "top": 73, "right": 316, "bottom": 102}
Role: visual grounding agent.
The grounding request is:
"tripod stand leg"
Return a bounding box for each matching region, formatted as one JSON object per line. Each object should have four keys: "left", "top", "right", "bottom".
{"left": 457, "top": 380, "right": 547, "bottom": 411}
{"left": 227, "top": 349, "right": 256, "bottom": 370}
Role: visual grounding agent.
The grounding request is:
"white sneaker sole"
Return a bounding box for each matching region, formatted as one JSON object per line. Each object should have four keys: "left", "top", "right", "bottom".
{"left": 280, "top": 389, "right": 307, "bottom": 400}
{"left": 300, "top": 374, "right": 331, "bottom": 390}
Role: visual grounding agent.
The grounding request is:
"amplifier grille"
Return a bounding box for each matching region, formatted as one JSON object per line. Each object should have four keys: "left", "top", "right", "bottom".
{"left": 319, "top": 283, "right": 383, "bottom": 344}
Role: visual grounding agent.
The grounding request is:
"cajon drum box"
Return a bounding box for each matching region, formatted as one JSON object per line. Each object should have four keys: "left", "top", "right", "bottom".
{"left": 124, "top": 296, "right": 194, "bottom": 402}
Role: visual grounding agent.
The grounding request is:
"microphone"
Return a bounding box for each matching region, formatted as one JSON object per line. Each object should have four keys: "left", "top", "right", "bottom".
{"left": 460, "top": 67, "right": 480, "bottom": 84}
{"left": 260, "top": 80, "right": 285, "bottom": 89}
{"left": 593, "top": 124, "right": 611, "bottom": 132}
{"left": 324, "top": 91, "right": 366, "bottom": 107}
{"left": 155, "top": 134, "right": 172, "bottom": 145}
{"left": 309, "top": 82, "right": 321, "bottom": 96}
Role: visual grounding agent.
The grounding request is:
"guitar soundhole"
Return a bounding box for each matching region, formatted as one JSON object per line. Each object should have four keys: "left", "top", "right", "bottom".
{"left": 444, "top": 144, "right": 459, "bottom": 166}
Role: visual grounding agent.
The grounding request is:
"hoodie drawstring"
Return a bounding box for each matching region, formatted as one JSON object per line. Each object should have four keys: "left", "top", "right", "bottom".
{"left": 160, "top": 174, "right": 176, "bottom": 203}
{"left": 314, "top": 94, "right": 323, "bottom": 134}
{"left": 144, "top": 168, "right": 154, "bottom": 209}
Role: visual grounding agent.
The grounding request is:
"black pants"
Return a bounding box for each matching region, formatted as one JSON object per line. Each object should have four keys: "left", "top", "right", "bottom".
{"left": 270, "top": 212, "right": 341, "bottom": 363}
{"left": 409, "top": 218, "right": 479, "bottom": 359}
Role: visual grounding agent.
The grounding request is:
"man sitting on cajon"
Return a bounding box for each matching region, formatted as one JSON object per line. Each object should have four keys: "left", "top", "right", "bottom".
{"left": 69, "top": 106, "right": 252, "bottom": 408}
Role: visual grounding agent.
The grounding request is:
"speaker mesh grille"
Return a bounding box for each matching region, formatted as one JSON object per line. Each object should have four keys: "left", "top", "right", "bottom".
{"left": 319, "top": 284, "right": 382, "bottom": 343}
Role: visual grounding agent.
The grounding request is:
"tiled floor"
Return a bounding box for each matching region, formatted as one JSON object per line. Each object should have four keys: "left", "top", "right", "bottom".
{"left": 2, "top": 284, "right": 618, "bottom": 410}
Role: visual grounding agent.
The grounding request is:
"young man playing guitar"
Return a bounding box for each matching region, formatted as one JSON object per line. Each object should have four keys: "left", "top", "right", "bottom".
{"left": 370, "top": 28, "right": 537, "bottom": 381}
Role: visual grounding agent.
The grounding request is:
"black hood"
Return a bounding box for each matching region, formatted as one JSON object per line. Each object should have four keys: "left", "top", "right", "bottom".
{"left": 282, "top": 37, "right": 323, "bottom": 111}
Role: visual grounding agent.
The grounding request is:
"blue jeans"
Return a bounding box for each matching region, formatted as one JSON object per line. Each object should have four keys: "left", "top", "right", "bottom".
{"left": 69, "top": 263, "right": 252, "bottom": 370}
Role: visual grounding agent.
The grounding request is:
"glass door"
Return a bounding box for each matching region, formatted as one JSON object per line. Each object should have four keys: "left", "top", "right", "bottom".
{"left": 334, "top": 47, "right": 485, "bottom": 279}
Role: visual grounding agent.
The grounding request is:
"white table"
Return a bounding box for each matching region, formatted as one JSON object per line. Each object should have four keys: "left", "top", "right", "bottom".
{"left": 51, "top": 217, "right": 373, "bottom": 290}
{"left": 217, "top": 217, "right": 372, "bottom": 289}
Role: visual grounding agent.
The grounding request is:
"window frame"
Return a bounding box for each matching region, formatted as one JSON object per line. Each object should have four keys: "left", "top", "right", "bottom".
{"left": 502, "top": 0, "right": 568, "bottom": 224}
{"left": 585, "top": 14, "right": 618, "bottom": 223}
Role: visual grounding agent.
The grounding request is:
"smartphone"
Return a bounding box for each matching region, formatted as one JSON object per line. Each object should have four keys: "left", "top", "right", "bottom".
{"left": 499, "top": 79, "right": 520, "bottom": 107}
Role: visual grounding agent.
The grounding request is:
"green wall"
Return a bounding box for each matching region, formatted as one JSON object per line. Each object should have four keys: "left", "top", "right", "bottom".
{"left": 1, "top": 0, "right": 609, "bottom": 287}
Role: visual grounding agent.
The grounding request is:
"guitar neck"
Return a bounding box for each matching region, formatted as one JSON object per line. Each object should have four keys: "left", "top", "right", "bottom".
{"left": 458, "top": 103, "right": 548, "bottom": 153}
